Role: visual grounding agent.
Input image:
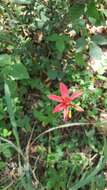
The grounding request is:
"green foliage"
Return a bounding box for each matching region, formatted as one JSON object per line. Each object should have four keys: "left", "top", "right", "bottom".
{"left": 0, "top": 143, "right": 13, "bottom": 158}
{"left": 0, "top": 0, "right": 107, "bottom": 189}
{"left": 92, "top": 34, "right": 107, "bottom": 45}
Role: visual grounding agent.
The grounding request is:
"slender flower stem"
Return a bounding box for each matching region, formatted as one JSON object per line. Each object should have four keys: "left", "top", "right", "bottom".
{"left": 31, "top": 122, "right": 94, "bottom": 146}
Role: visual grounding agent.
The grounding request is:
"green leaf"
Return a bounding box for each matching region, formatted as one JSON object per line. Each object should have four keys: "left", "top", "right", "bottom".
{"left": 92, "top": 35, "right": 107, "bottom": 46}
{"left": 47, "top": 34, "right": 69, "bottom": 42}
{"left": 8, "top": 63, "right": 29, "bottom": 80}
{"left": 48, "top": 70, "right": 58, "bottom": 80}
{"left": 87, "top": 1, "right": 98, "bottom": 17}
{"left": 75, "top": 53, "right": 85, "bottom": 67}
{"left": 96, "top": 173, "right": 106, "bottom": 190}
{"left": 4, "top": 82, "right": 21, "bottom": 150}
{"left": 103, "top": 9, "right": 107, "bottom": 17}
{"left": 47, "top": 33, "right": 59, "bottom": 41}
{"left": 90, "top": 180, "right": 96, "bottom": 190}
{"left": 56, "top": 40, "right": 65, "bottom": 53}
{"left": 0, "top": 54, "right": 12, "bottom": 67}
{"left": 47, "top": 34, "right": 69, "bottom": 53}
{"left": 0, "top": 161, "right": 5, "bottom": 170}
{"left": 2, "top": 128, "right": 11, "bottom": 137}
{"left": 70, "top": 4, "right": 85, "bottom": 21}
{"left": 0, "top": 144, "right": 12, "bottom": 158}
{"left": 3, "top": 147, "right": 12, "bottom": 158}
{"left": 86, "top": 1, "right": 103, "bottom": 25}
{"left": 33, "top": 110, "right": 47, "bottom": 123}
{"left": 6, "top": 80, "right": 17, "bottom": 97}
{"left": 0, "top": 32, "right": 15, "bottom": 44}
{"left": 76, "top": 37, "right": 86, "bottom": 52}
{"left": 12, "top": 0, "right": 32, "bottom": 4}
{"left": 4, "top": 82, "right": 16, "bottom": 128}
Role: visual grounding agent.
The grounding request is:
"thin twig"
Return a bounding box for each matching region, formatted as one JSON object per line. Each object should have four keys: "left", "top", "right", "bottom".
{"left": 3, "top": 181, "right": 14, "bottom": 190}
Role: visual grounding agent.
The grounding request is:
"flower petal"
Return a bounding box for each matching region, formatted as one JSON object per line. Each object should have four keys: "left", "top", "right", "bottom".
{"left": 48, "top": 94, "right": 62, "bottom": 102}
{"left": 60, "top": 82, "right": 69, "bottom": 97}
{"left": 70, "top": 91, "right": 83, "bottom": 101}
{"left": 70, "top": 103, "right": 84, "bottom": 112}
{"left": 63, "top": 108, "right": 69, "bottom": 121}
{"left": 53, "top": 103, "right": 64, "bottom": 113}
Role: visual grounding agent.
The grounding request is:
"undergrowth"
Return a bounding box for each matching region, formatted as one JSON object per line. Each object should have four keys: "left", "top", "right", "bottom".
{"left": 0, "top": 0, "right": 107, "bottom": 189}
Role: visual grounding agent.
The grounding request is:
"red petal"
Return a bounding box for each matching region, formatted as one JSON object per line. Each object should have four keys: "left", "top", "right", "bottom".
{"left": 70, "top": 103, "right": 84, "bottom": 112}
{"left": 63, "top": 108, "right": 69, "bottom": 121}
{"left": 48, "top": 94, "right": 62, "bottom": 102}
{"left": 53, "top": 103, "right": 64, "bottom": 113}
{"left": 60, "top": 82, "right": 68, "bottom": 97}
{"left": 70, "top": 91, "right": 83, "bottom": 101}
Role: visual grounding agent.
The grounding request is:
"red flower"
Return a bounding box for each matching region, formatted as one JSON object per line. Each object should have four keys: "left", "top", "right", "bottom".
{"left": 48, "top": 82, "right": 84, "bottom": 121}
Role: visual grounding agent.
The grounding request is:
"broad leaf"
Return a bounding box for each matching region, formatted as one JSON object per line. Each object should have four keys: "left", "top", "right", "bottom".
{"left": 56, "top": 40, "right": 65, "bottom": 53}
{"left": 70, "top": 4, "right": 85, "bottom": 21}
{"left": 86, "top": 1, "right": 103, "bottom": 25}
{"left": 48, "top": 70, "right": 58, "bottom": 80}
{"left": 8, "top": 63, "right": 29, "bottom": 80}
{"left": 47, "top": 34, "right": 69, "bottom": 42}
{"left": 91, "top": 35, "right": 107, "bottom": 46}
{"left": 76, "top": 37, "right": 86, "bottom": 52}
{"left": 0, "top": 54, "right": 12, "bottom": 67}
{"left": 89, "top": 43, "right": 103, "bottom": 60}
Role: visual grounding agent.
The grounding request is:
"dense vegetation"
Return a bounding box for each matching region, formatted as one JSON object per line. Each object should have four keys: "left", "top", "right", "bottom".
{"left": 0, "top": 0, "right": 107, "bottom": 189}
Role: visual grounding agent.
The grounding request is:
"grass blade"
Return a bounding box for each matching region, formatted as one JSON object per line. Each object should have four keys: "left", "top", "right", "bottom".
{"left": 69, "top": 156, "right": 104, "bottom": 190}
